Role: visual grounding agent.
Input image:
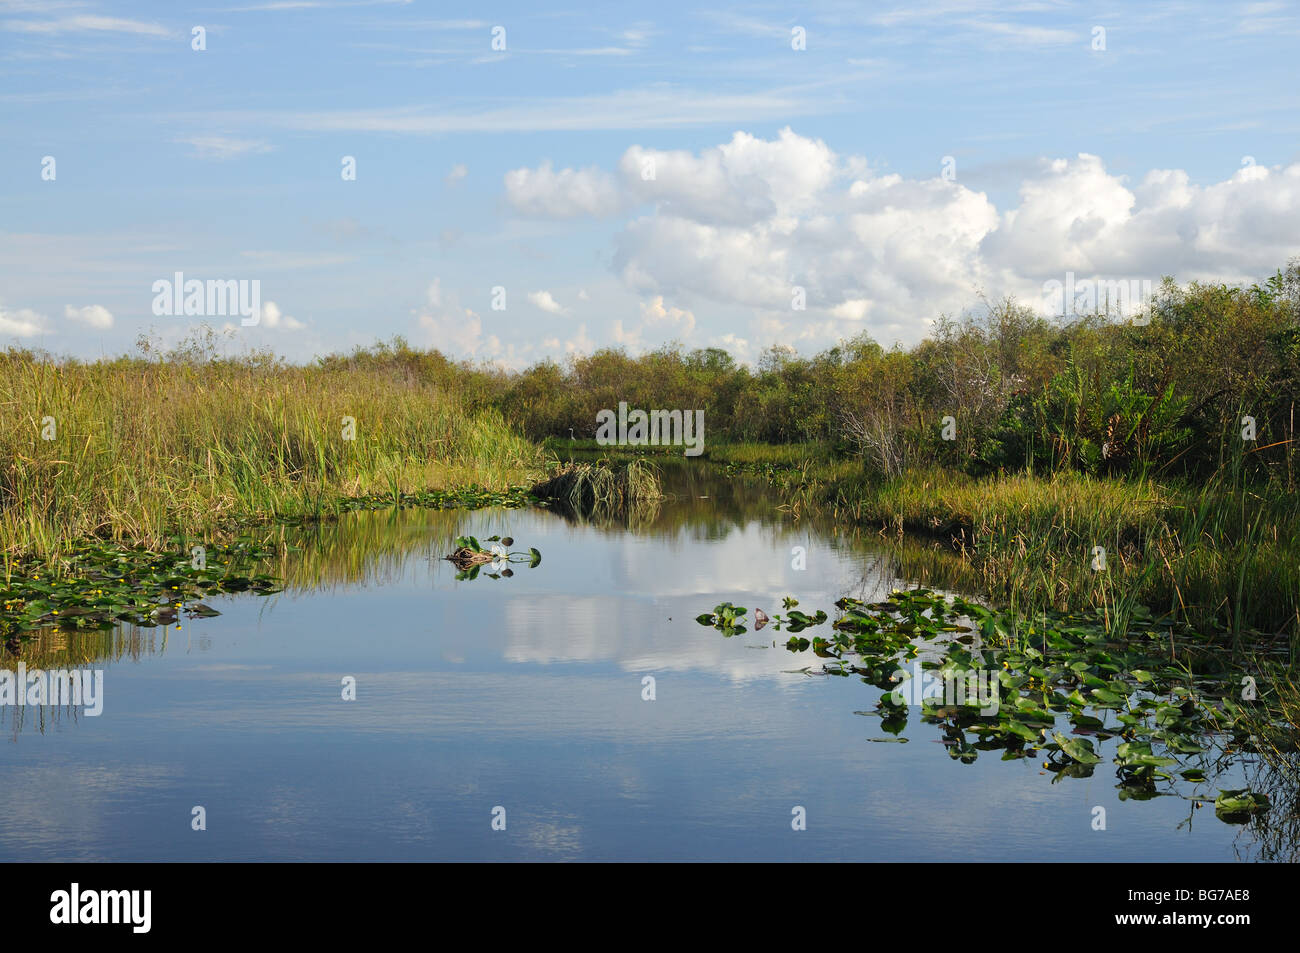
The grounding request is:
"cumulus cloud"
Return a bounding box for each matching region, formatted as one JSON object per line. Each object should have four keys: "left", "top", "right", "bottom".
{"left": 64, "top": 304, "right": 113, "bottom": 329}
{"left": 612, "top": 136, "right": 1002, "bottom": 332}
{"left": 0, "top": 303, "right": 47, "bottom": 337}
{"left": 416, "top": 278, "right": 534, "bottom": 368}
{"left": 527, "top": 290, "right": 567, "bottom": 314}
{"left": 257, "top": 301, "right": 305, "bottom": 330}
{"left": 611, "top": 318, "right": 640, "bottom": 350}
{"left": 445, "top": 163, "right": 468, "bottom": 186}
{"left": 640, "top": 295, "right": 695, "bottom": 334}
{"left": 503, "top": 129, "right": 1300, "bottom": 344}
{"left": 830, "top": 299, "right": 870, "bottom": 321}
{"left": 504, "top": 161, "right": 625, "bottom": 218}
{"left": 425, "top": 279, "right": 444, "bottom": 308}
{"left": 541, "top": 324, "right": 594, "bottom": 356}
{"left": 566, "top": 324, "right": 594, "bottom": 354}
{"left": 608, "top": 295, "right": 696, "bottom": 353}
{"left": 620, "top": 127, "right": 839, "bottom": 226}
{"left": 418, "top": 279, "right": 498, "bottom": 358}
{"left": 709, "top": 332, "right": 752, "bottom": 359}
{"left": 420, "top": 307, "right": 495, "bottom": 358}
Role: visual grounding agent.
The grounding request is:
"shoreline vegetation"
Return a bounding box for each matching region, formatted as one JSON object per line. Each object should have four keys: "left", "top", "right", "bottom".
{"left": 3, "top": 268, "right": 1299, "bottom": 760}
{"left": 1, "top": 331, "right": 547, "bottom": 563}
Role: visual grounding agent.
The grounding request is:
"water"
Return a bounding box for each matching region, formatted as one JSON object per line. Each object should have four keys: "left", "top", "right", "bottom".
{"left": 0, "top": 466, "right": 1278, "bottom": 861}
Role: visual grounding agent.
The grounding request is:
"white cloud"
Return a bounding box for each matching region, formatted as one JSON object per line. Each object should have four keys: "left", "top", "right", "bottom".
{"left": 963, "top": 21, "right": 1078, "bottom": 46}
{"left": 613, "top": 213, "right": 797, "bottom": 312}
{"left": 616, "top": 24, "right": 656, "bottom": 47}
{"left": 241, "top": 85, "right": 815, "bottom": 135}
{"left": 505, "top": 162, "right": 624, "bottom": 218}
{"left": 507, "top": 128, "right": 839, "bottom": 225}
{"left": 830, "top": 299, "right": 870, "bottom": 321}
{"left": 257, "top": 301, "right": 306, "bottom": 330}
{"left": 416, "top": 279, "right": 534, "bottom": 367}
{"left": 610, "top": 296, "right": 697, "bottom": 354}
{"left": 527, "top": 290, "right": 567, "bottom": 314}
{"left": 542, "top": 324, "right": 594, "bottom": 356}
{"left": 504, "top": 130, "right": 1300, "bottom": 347}
{"left": 984, "top": 155, "right": 1300, "bottom": 287}
{"left": 2, "top": 15, "right": 171, "bottom": 37}
{"left": 621, "top": 128, "right": 838, "bottom": 226}
{"left": 698, "top": 11, "right": 791, "bottom": 38}
{"left": 0, "top": 303, "right": 46, "bottom": 337}
{"left": 445, "top": 163, "right": 467, "bottom": 186}
{"left": 564, "top": 324, "right": 594, "bottom": 355}
{"left": 64, "top": 303, "right": 112, "bottom": 329}
{"left": 611, "top": 319, "right": 640, "bottom": 350}
{"left": 419, "top": 305, "right": 496, "bottom": 358}
{"left": 640, "top": 295, "right": 695, "bottom": 335}
{"left": 425, "top": 278, "right": 444, "bottom": 308}
{"left": 709, "top": 332, "right": 751, "bottom": 359}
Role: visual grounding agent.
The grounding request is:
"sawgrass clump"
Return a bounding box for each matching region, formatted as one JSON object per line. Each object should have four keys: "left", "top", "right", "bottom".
{"left": 531, "top": 459, "right": 663, "bottom": 516}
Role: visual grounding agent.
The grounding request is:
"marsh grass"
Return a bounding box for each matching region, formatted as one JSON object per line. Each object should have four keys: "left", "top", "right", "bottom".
{"left": 542, "top": 438, "right": 833, "bottom": 466}
{"left": 531, "top": 459, "right": 663, "bottom": 518}
{"left": 821, "top": 465, "right": 1300, "bottom": 640}
{"left": 0, "top": 349, "right": 545, "bottom": 566}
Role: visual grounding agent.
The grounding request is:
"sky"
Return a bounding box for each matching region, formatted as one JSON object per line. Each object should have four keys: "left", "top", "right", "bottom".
{"left": 2, "top": 0, "right": 1299, "bottom": 366}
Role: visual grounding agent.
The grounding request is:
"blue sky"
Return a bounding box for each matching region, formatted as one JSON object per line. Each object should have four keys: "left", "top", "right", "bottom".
{"left": 3, "top": 0, "right": 1299, "bottom": 364}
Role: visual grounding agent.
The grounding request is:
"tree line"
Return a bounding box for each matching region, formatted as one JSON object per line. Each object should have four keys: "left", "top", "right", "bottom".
{"left": 322, "top": 262, "right": 1300, "bottom": 482}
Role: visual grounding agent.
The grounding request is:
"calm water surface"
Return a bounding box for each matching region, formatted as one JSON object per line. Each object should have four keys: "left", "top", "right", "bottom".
{"left": 0, "top": 466, "right": 1279, "bottom": 861}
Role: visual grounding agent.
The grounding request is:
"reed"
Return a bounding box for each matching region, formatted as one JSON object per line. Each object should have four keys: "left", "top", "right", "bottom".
{"left": 825, "top": 464, "right": 1300, "bottom": 639}
{"left": 0, "top": 348, "right": 545, "bottom": 565}
{"left": 530, "top": 459, "right": 663, "bottom": 516}
{"left": 1244, "top": 662, "right": 1300, "bottom": 781}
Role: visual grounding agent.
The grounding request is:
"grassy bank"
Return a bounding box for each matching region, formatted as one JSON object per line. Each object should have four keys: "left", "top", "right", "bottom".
{"left": 819, "top": 465, "right": 1300, "bottom": 644}
{"left": 542, "top": 432, "right": 1300, "bottom": 646}
{"left": 541, "top": 436, "right": 833, "bottom": 465}
{"left": 1, "top": 348, "right": 546, "bottom": 563}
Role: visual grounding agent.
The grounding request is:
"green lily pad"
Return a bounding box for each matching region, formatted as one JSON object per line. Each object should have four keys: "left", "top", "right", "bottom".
{"left": 1053, "top": 731, "right": 1102, "bottom": 764}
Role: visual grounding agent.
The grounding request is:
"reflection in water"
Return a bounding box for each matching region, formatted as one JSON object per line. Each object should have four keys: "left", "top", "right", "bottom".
{"left": 0, "top": 464, "right": 1292, "bottom": 861}
{"left": 1232, "top": 757, "right": 1300, "bottom": 862}
{"left": 2, "top": 627, "right": 168, "bottom": 738}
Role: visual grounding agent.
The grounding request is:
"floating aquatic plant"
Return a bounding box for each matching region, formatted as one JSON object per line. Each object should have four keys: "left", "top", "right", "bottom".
{"left": 2, "top": 486, "right": 547, "bottom": 642}
{"left": 696, "top": 602, "right": 747, "bottom": 636}
{"left": 340, "top": 486, "right": 539, "bottom": 513}
{"left": 1, "top": 538, "right": 279, "bottom": 639}
{"left": 699, "top": 586, "right": 1274, "bottom": 823}
{"left": 444, "top": 535, "right": 542, "bottom": 581}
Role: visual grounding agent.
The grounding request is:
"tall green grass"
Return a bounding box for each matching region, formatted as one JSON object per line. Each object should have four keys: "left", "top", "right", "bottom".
{"left": 823, "top": 465, "right": 1300, "bottom": 639}
{"left": 0, "top": 349, "right": 545, "bottom": 564}
{"left": 540, "top": 438, "right": 833, "bottom": 466}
